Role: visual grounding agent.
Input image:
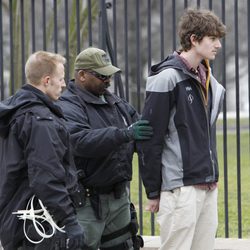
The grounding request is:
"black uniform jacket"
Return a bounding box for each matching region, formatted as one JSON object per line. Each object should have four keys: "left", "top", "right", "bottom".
{"left": 0, "top": 84, "right": 78, "bottom": 250}
{"left": 58, "top": 80, "right": 138, "bottom": 188}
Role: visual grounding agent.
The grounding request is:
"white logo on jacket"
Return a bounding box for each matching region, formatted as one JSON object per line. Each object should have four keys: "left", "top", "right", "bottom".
{"left": 188, "top": 94, "right": 194, "bottom": 104}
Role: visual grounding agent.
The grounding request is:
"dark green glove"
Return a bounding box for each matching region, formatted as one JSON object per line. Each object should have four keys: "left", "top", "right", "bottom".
{"left": 126, "top": 120, "right": 153, "bottom": 141}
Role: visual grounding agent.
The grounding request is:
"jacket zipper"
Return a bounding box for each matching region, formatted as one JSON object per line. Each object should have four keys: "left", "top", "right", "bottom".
{"left": 196, "top": 82, "right": 215, "bottom": 181}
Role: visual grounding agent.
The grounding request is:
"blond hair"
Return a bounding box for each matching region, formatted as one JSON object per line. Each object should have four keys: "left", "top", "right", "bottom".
{"left": 25, "top": 51, "right": 66, "bottom": 85}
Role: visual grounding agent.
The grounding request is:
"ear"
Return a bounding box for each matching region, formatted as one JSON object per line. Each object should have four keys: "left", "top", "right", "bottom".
{"left": 77, "top": 70, "right": 86, "bottom": 81}
{"left": 190, "top": 34, "right": 198, "bottom": 46}
{"left": 41, "top": 75, "right": 50, "bottom": 87}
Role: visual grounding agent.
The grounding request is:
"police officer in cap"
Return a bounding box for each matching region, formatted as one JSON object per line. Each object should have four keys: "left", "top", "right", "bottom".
{"left": 57, "top": 47, "right": 153, "bottom": 250}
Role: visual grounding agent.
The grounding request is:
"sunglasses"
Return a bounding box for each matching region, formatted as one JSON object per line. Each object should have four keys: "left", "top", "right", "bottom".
{"left": 85, "top": 70, "right": 112, "bottom": 81}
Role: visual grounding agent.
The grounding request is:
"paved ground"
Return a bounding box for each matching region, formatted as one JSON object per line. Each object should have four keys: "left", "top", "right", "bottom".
{"left": 143, "top": 236, "right": 250, "bottom": 250}
{"left": 214, "top": 238, "right": 250, "bottom": 250}
{"left": 1, "top": 237, "right": 250, "bottom": 249}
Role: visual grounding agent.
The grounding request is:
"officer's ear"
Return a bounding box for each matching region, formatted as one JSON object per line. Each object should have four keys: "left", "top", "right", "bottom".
{"left": 41, "top": 75, "right": 50, "bottom": 87}
{"left": 77, "top": 70, "right": 86, "bottom": 81}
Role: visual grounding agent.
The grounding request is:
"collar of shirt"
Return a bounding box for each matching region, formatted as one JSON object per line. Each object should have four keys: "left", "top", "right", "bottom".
{"left": 175, "top": 51, "right": 208, "bottom": 88}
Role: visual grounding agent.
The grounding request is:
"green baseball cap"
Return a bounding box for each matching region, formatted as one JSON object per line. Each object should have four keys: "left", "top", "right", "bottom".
{"left": 74, "top": 47, "right": 121, "bottom": 76}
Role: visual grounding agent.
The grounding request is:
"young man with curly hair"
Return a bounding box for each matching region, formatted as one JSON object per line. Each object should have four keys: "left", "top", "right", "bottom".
{"left": 138, "top": 9, "right": 226, "bottom": 250}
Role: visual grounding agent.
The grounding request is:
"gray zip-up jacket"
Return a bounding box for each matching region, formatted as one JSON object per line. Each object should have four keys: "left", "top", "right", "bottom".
{"left": 138, "top": 53, "right": 225, "bottom": 199}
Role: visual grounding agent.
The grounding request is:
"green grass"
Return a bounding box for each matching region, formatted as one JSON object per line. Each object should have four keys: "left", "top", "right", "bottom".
{"left": 217, "top": 131, "right": 250, "bottom": 238}
{"left": 216, "top": 118, "right": 249, "bottom": 129}
{"left": 130, "top": 131, "right": 250, "bottom": 238}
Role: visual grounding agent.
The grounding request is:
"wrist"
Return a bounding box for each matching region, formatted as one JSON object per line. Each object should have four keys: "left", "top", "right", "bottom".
{"left": 122, "top": 128, "right": 134, "bottom": 141}
{"left": 147, "top": 190, "right": 161, "bottom": 199}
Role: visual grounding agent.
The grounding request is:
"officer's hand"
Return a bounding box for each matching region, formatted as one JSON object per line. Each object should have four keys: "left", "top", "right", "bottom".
{"left": 55, "top": 219, "right": 85, "bottom": 250}
{"left": 126, "top": 120, "right": 153, "bottom": 141}
{"left": 64, "top": 221, "right": 85, "bottom": 249}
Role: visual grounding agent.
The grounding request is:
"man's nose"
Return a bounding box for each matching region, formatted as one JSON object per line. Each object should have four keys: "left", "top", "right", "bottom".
{"left": 62, "top": 79, "right": 66, "bottom": 87}
{"left": 103, "top": 78, "right": 111, "bottom": 83}
{"left": 216, "top": 39, "right": 222, "bottom": 48}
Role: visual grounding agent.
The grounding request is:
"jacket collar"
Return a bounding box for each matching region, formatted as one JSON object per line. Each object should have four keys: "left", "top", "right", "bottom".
{"left": 22, "top": 84, "right": 64, "bottom": 118}
{"left": 68, "top": 80, "right": 120, "bottom": 105}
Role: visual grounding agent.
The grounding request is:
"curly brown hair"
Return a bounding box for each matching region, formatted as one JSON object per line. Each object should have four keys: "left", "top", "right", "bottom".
{"left": 178, "top": 9, "right": 226, "bottom": 51}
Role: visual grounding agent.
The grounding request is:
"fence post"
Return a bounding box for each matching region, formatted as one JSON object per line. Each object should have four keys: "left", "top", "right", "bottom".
{"left": 0, "top": 1, "right": 3, "bottom": 100}
{"left": 98, "top": 0, "right": 106, "bottom": 50}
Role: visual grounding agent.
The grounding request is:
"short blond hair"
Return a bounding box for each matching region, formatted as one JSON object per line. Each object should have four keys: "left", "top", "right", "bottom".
{"left": 25, "top": 51, "right": 66, "bottom": 85}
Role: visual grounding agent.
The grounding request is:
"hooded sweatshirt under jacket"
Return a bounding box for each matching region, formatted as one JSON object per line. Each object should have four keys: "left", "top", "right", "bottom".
{"left": 138, "top": 53, "right": 225, "bottom": 199}
{"left": 0, "top": 84, "right": 78, "bottom": 250}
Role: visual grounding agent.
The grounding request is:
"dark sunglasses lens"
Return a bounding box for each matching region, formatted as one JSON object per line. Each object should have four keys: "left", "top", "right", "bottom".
{"left": 97, "top": 74, "right": 111, "bottom": 81}
{"left": 102, "top": 75, "right": 111, "bottom": 81}
{"left": 87, "top": 71, "right": 111, "bottom": 81}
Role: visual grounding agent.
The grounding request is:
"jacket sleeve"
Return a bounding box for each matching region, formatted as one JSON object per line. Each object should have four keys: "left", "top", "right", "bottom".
{"left": 120, "top": 98, "right": 140, "bottom": 124}
{"left": 137, "top": 72, "right": 175, "bottom": 199}
{"left": 58, "top": 98, "right": 131, "bottom": 158}
{"left": 19, "top": 114, "right": 76, "bottom": 224}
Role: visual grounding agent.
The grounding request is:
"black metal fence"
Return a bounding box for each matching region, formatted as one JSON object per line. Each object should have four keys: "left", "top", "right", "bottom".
{"left": 1, "top": 0, "right": 250, "bottom": 238}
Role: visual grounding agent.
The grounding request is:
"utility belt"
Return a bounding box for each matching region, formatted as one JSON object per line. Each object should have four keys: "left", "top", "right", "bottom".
{"left": 84, "top": 181, "right": 127, "bottom": 198}
{"left": 70, "top": 173, "right": 128, "bottom": 219}
{"left": 75, "top": 169, "right": 127, "bottom": 196}
{"left": 86, "top": 181, "right": 127, "bottom": 219}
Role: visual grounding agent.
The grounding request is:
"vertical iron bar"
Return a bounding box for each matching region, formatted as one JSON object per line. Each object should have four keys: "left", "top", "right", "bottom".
{"left": 147, "top": 0, "right": 155, "bottom": 236}
{"left": 147, "top": 0, "right": 152, "bottom": 72}
{"left": 172, "top": 0, "right": 176, "bottom": 51}
{"left": 88, "top": 0, "right": 93, "bottom": 46}
{"left": 221, "top": 0, "right": 229, "bottom": 238}
{"left": 112, "top": 0, "right": 118, "bottom": 95}
{"left": 103, "top": 2, "right": 124, "bottom": 99}
{"left": 208, "top": 1, "right": 214, "bottom": 71}
{"left": 64, "top": 0, "right": 69, "bottom": 83}
{"left": 184, "top": 0, "right": 188, "bottom": 9}
{"left": 234, "top": 0, "right": 242, "bottom": 238}
{"left": 136, "top": 0, "right": 143, "bottom": 235}
{"left": 135, "top": 0, "right": 141, "bottom": 134}
{"left": 9, "top": 0, "right": 14, "bottom": 94}
{"left": 248, "top": 0, "right": 250, "bottom": 164}
{"left": 124, "top": 0, "right": 129, "bottom": 101}
{"left": 209, "top": 0, "right": 213, "bottom": 10}
{"left": 209, "top": 2, "right": 214, "bottom": 71}
{"left": 98, "top": 0, "right": 106, "bottom": 50}
{"left": 0, "top": 0, "right": 3, "bottom": 100}
{"left": 31, "top": 0, "right": 36, "bottom": 52}
{"left": 20, "top": 0, "right": 25, "bottom": 85}
{"left": 53, "top": 0, "right": 58, "bottom": 53}
{"left": 42, "top": 0, "right": 46, "bottom": 50}
{"left": 76, "top": 0, "right": 81, "bottom": 53}
{"left": 160, "top": 0, "right": 164, "bottom": 60}
{"left": 197, "top": 0, "right": 200, "bottom": 8}
{"left": 112, "top": 0, "right": 117, "bottom": 65}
